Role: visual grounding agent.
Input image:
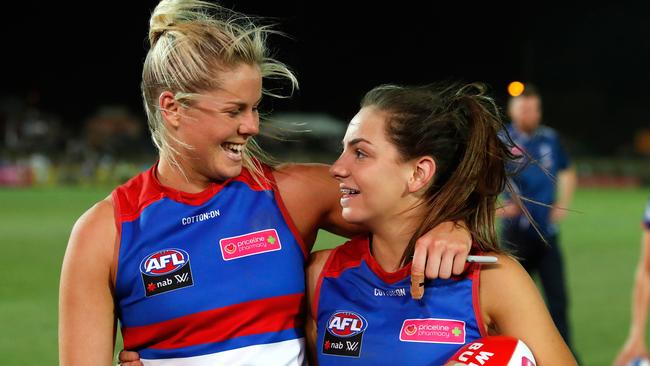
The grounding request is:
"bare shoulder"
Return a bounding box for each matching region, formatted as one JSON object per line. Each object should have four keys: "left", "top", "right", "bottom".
{"left": 479, "top": 253, "right": 537, "bottom": 326}
{"left": 478, "top": 253, "right": 577, "bottom": 364}
{"left": 72, "top": 197, "right": 116, "bottom": 240}
{"left": 273, "top": 163, "right": 333, "bottom": 191}
{"left": 308, "top": 249, "right": 334, "bottom": 275}
{"left": 76, "top": 196, "right": 114, "bottom": 226}
{"left": 65, "top": 196, "right": 117, "bottom": 268}
{"left": 306, "top": 249, "right": 334, "bottom": 294}
{"left": 479, "top": 253, "right": 528, "bottom": 285}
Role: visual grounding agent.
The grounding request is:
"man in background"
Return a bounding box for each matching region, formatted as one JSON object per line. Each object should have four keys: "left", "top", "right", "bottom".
{"left": 498, "top": 84, "right": 579, "bottom": 357}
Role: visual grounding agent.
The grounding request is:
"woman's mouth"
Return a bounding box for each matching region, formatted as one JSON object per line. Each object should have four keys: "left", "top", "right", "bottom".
{"left": 222, "top": 142, "right": 244, "bottom": 162}
{"left": 340, "top": 187, "right": 360, "bottom": 206}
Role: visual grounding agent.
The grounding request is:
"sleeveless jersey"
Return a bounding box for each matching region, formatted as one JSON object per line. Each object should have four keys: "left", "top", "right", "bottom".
{"left": 313, "top": 236, "right": 486, "bottom": 365}
{"left": 111, "top": 163, "right": 308, "bottom": 365}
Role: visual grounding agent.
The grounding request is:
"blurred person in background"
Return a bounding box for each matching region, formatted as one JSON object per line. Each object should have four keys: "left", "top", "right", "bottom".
{"left": 58, "top": 0, "right": 474, "bottom": 365}
{"left": 497, "top": 84, "right": 579, "bottom": 358}
{"left": 613, "top": 199, "right": 650, "bottom": 366}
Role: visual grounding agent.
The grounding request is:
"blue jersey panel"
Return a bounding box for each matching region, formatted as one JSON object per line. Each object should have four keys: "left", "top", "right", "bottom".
{"left": 316, "top": 239, "right": 483, "bottom": 366}
{"left": 116, "top": 181, "right": 306, "bottom": 327}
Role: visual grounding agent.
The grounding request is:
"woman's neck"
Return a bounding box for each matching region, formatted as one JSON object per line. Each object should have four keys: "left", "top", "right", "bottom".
{"left": 370, "top": 213, "right": 422, "bottom": 272}
{"left": 156, "top": 157, "right": 211, "bottom": 193}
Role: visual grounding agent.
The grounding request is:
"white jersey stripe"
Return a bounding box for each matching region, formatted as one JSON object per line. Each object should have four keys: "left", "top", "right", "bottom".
{"left": 141, "top": 338, "right": 306, "bottom": 366}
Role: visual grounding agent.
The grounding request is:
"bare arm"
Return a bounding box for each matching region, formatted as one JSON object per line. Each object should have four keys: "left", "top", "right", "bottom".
{"left": 614, "top": 229, "right": 650, "bottom": 366}
{"left": 305, "top": 249, "right": 333, "bottom": 366}
{"left": 59, "top": 199, "right": 118, "bottom": 366}
{"left": 481, "top": 254, "right": 577, "bottom": 365}
{"left": 273, "top": 163, "right": 364, "bottom": 250}
{"left": 551, "top": 166, "right": 577, "bottom": 222}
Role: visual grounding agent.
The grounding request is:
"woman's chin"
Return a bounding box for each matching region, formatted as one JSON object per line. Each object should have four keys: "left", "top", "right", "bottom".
{"left": 341, "top": 209, "right": 366, "bottom": 226}
{"left": 209, "top": 161, "right": 243, "bottom": 181}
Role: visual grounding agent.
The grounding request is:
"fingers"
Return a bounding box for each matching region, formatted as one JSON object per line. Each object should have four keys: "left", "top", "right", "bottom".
{"left": 451, "top": 245, "right": 469, "bottom": 276}
{"left": 410, "top": 222, "right": 473, "bottom": 299}
{"left": 438, "top": 250, "right": 455, "bottom": 279}
{"left": 422, "top": 241, "right": 469, "bottom": 278}
{"left": 118, "top": 350, "right": 143, "bottom": 366}
{"left": 410, "top": 244, "right": 426, "bottom": 300}
{"left": 424, "top": 243, "right": 443, "bottom": 279}
{"left": 410, "top": 271, "right": 425, "bottom": 300}
{"left": 428, "top": 245, "right": 468, "bottom": 279}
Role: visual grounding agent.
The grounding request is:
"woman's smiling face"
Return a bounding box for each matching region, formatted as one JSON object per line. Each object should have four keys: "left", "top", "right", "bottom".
{"left": 329, "top": 106, "right": 418, "bottom": 228}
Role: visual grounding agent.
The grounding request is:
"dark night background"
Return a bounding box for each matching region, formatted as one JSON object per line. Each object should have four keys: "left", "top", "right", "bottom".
{"left": 3, "top": 1, "right": 650, "bottom": 156}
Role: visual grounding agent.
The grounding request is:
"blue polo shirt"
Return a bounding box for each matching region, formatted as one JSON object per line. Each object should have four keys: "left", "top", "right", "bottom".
{"left": 500, "top": 124, "right": 570, "bottom": 237}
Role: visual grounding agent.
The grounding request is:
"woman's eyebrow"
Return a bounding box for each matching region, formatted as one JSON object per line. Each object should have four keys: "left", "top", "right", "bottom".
{"left": 343, "top": 137, "right": 373, "bottom": 147}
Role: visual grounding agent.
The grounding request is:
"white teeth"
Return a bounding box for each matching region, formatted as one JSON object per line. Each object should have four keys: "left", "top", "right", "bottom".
{"left": 341, "top": 188, "right": 360, "bottom": 195}
{"left": 223, "top": 143, "right": 244, "bottom": 153}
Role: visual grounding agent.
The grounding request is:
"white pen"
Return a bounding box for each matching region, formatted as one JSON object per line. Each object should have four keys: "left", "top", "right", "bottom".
{"left": 466, "top": 255, "right": 498, "bottom": 263}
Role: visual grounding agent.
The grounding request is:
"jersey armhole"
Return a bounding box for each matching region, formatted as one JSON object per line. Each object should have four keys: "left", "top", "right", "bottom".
{"left": 110, "top": 191, "right": 123, "bottom": 292}
{"left": 265, "top": 166, "right": 310, "bottom": 259}
{"left": 312, "top": 248, "right": 337, "bottom": 323}
{"left": 471, "top": 259, "right": 488, "bottom": 337}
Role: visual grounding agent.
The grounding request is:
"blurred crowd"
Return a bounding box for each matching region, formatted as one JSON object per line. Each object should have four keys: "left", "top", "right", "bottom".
{"left": 0, "top": 91, "right": 155, "bottom": 187}
{"left": 1, "top": 90, "right": 648, "bottom": 188}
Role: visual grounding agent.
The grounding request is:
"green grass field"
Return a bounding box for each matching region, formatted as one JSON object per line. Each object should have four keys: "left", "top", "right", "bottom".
{"left": 1, "top": 186, "right": 648, "bottom": 365}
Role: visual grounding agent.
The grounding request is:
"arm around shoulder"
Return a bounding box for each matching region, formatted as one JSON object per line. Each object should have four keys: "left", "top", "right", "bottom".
{"left": 273, "top": 163, "right": 364, "bottom": 244}
{"left": 480, "top": 254, "right": 577, "bottom": 366}
{"left": 59, "top": 198, "right": 119, "bottom": 366}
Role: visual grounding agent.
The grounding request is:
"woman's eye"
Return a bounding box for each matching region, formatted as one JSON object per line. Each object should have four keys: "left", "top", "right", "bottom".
{"left": 355, "top": 149, "right": 367, "bottom": 159}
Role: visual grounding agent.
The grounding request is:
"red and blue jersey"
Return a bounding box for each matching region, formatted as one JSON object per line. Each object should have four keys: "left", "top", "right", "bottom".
{"left": 313, "top": 236, "right": 486, "bottom": 365}
{"left": 111, "top": 163, "right": 308, "bottom": 365}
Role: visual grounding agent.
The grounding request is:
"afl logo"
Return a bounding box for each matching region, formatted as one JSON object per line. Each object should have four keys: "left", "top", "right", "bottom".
{"left": 140, "top": 249, "right": 190, "bottom": 276}
{"left": 326, "top": 311, "right": 368, "bottom": 337}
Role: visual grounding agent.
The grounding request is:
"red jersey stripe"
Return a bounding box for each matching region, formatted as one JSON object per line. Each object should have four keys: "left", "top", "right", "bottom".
{"left": 122, "top": 293, "right": 305, "bottom": 350}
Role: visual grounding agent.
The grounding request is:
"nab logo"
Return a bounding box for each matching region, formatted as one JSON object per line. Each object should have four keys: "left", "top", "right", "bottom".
{"left": 140, "top": 249, "right": 189, "bottom": 275}
{"left": 323, "top": 310, "right": 367, "bottom": 357}
{"left": 139, "top": 248, "right": 194, "bottom": 297}
{"left": 327, "top": 311, "right": 367, "bottom": 337}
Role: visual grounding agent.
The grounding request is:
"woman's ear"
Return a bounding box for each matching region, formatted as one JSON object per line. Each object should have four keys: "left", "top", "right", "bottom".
{"left": 408, "top": 156, "right": 436, "bottom": 193}
{"left": 159, "top": 91, "right": 181, "bottom": 128}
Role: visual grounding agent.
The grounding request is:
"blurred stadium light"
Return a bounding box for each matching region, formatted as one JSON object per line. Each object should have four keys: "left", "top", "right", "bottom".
{"left": 507, "top": 81, "right": 525, "bottom": 97}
